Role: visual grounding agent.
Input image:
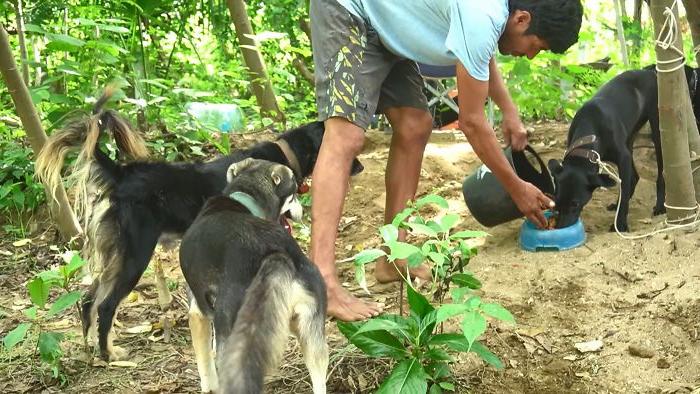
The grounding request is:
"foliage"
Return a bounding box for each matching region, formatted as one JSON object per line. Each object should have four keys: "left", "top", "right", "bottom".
{"left": 0, "top": 124, "right": 46, "bottom": 236}
{"left": 2, "top": 251, "right": 86, "bottom": 382}
{"left": 341, "top": 194, "right": 513, "bottom": 392}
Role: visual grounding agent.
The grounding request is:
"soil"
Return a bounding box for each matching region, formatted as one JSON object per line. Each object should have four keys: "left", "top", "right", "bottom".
{"left": 1, "top": 122, "right": 699, "bottom": 393}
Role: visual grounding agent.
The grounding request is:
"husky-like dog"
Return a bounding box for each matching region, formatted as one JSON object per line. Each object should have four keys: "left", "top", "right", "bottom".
{"left": 35, "top": 90, "right": 361, "bottom": 361}
{"left": 182, "top": 158, "right": 327, "bottom": 394}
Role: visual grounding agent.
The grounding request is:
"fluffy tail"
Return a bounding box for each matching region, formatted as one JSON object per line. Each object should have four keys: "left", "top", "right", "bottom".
{"left": 218, "top": 253, "right": 305, "bottom": 393}
{"left": 35, "top": 87, "right": 148, "bottom": 218}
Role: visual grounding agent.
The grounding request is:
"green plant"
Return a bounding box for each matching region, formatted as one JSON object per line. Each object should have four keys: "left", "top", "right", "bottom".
{"left": 339, "top": 194, "right": 513, "bottom": 393}
{"left": 2, "top": 251, "right": 86, "bottom": 381}
{"left": 0, "top": 127, "right": 46, "bottom": 236}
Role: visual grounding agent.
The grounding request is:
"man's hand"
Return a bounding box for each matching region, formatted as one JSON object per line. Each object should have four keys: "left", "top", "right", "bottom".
{"left": 510, "top": 180, "right": 554, "bottom": 229}
{"left": 501, "top": 112, "right": 528, "bottom": 151}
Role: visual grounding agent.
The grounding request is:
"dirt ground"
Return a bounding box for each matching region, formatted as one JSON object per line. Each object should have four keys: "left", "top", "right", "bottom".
{"left": 1, "top": 122, "right": 699, "bottom": 393}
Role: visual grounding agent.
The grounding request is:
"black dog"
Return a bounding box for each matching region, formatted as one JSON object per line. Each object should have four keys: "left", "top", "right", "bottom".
{"left": 35, "top": 91, "right": 362, "bottom": 361}
{"left": 548, "top": 65, "right": 699, "bottom": 231}
{"left": 182, "top": 158, "right": 327, "bottom": 393}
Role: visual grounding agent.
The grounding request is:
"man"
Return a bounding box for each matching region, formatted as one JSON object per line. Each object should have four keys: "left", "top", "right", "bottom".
{"left": 309, "top": 0, "right": 583, "bottom": 321}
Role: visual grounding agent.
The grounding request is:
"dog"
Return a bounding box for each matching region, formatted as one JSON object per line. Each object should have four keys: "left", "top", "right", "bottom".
{"left": 547, "top": 65, "right": 699, "bottom": 232}
{"left": 35, "top": 90, "right": 362, "bottom": 361}
{"left": 181, "top": 158, "right": 327, "bottom": 394}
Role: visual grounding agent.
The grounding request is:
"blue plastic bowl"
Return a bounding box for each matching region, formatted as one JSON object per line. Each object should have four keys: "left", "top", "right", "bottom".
{"left": 519, "top": 211, "right": 586, "bottom": 252}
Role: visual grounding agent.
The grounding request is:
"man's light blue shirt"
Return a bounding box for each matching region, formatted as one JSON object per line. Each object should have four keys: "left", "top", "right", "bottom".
{"left": 336, "top": 0, "right": 509, "bottom": 81}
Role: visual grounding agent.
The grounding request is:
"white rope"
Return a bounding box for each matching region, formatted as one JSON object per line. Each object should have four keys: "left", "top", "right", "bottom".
{"left": 655, "top": 0, "right": 686, "bottom": 73}
{"left": 591, "top": 156, "right": 700, "bottom": 239}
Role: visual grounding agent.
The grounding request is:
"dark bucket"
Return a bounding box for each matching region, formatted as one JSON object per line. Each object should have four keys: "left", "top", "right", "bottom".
{"left": 462, "top": 145, "right": 554, "bottom": 227}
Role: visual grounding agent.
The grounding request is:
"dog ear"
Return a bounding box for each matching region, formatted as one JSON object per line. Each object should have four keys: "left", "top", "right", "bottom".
{"left": 547, "top": 159, "right": 563, "bottom": 176}
{"left": 271, "top": 172, "right": 281, "bottom": 185}
{"left": 227, "top": 158, "right": 255, "bottom": 183}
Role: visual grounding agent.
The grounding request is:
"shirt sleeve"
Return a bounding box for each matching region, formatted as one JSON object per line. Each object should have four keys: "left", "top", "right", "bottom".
{"left": 444, "top": 1, "right": 505, "bottom": 81}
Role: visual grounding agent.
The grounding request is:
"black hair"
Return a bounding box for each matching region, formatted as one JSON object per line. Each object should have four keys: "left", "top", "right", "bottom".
{"left": 508, "top": 0, "right": 584, "bottom": 54}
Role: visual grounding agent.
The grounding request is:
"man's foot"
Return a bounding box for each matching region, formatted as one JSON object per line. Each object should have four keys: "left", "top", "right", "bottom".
{"left": 326, "top": 282, "right": 383, "bottom": 321}
{"left": 374, "top": 259, "right": 432, "bottom": 284}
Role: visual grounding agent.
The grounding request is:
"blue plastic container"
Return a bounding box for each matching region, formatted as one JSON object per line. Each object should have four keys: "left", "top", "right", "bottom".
{"left": 519, "top": 211, "right": 586, "bottom": 252}
{"left": 185, "top": 102, "right": 245, "bottom": 133}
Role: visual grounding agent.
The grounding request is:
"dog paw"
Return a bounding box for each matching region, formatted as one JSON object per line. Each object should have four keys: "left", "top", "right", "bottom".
{"left": 104, "top": 345, "right": 129, "bottom": 361}
{"left": 606, "top": 203, "right": 618, "bottom": 212}
{"left": 652, "top": 206, "right": 666, "bottom": 216}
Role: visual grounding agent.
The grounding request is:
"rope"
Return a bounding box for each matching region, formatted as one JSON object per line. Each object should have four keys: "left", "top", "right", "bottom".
{"left": 591, "top": 155, "right": 700, "bottom": 239}
{"left": 655, "top": 0, "right": 686, "bottom": 73}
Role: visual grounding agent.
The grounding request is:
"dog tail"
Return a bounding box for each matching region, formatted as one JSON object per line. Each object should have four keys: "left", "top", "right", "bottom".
{"left": 218, "top": 253, "right": 321, "bottom": 393}
{"left": 35, "top": 86, "right": 148, "bottom": 216}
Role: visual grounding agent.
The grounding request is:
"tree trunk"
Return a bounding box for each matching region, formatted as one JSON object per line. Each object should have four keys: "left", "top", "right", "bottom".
{"left": 0, "top": 25, "right": 82, "bottom": 239}
{"left": 651, "top": 0, "right": 699, "bottom": 222}
{"left": 683, "top": 0, "right": 700, "bottom": 66}
{"left": 13, "top": 0, "right": 30, "bottom": 85}
{"left": 226, "top": 0, "right": 285, "bottom": 125}
{"left": 614, "top": 0, "right": 630, "bottom": 67}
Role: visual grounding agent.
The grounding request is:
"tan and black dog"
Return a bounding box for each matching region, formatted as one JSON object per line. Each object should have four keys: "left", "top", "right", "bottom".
{"left": 181, "top": 158, "right": 328, "bottom": 394}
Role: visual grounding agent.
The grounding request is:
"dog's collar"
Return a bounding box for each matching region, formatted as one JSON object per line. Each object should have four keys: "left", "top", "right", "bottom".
{"left": 229, "top": 191, "right": 266, "bottom": 219}
{"left": 274, "top": 139, "right": 302, "bottom": 179}
{"left": 565, "top": 135, "right": 600, "bottom": 164}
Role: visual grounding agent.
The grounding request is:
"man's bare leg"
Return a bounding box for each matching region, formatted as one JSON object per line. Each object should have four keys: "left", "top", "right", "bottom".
{"left": 375, "top": 107, "right": 434, "bottom": 283}
{"left": 311, "top": 117, "right": 383, "bottom": 321}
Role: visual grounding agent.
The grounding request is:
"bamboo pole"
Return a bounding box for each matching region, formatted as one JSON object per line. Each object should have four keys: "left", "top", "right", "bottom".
{"left": 0, "top": 24, "right": 82, "bottom": 239}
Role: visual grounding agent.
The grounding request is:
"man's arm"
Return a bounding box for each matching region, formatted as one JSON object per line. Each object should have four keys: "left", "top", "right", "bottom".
{"left": 487, "top": 58, "right": 528, "bottom": 151}
{"left": 456, "top": 62, "right": 550, "bottom": 228}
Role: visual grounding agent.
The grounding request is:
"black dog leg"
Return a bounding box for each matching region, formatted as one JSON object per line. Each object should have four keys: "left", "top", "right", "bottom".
{"left": 610, "top": 156, "right": 634, "bottom": 232}
{"left": 97, "top": 218, "right": 160, "bottom": 361}
{"left": 650, "top": 115, "right": 667, "bottom": 216}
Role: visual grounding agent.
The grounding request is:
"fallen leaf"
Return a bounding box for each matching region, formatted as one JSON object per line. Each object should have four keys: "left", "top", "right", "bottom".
{"left": 574, "top": 339, "right": 604, "bottom": 353}
{"left": 563, "top": 355, "right": 578, "bottom": 361}
{"left": 109, "top": 361, "right": 137, "bottom": 368}
{"left": 12, "top": 239, "right": 31, "bottom": 247}
{"left": 123, "top": 323, "right": 152, "bottom": 334}
{"left": 0, "top": 249, "right": 12, "bottom": 256}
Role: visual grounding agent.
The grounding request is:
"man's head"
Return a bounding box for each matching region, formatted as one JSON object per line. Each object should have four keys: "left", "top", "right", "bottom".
{"left": 499, "top": 0, "right": 583, "bottom": 59}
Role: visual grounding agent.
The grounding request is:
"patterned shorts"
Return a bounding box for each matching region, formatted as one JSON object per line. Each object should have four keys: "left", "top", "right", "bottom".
{"left": 309, "top": 0, "right": 428, "bottom": 129}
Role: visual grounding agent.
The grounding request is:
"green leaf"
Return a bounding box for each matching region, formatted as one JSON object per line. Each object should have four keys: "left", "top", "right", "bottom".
{"left": 470, "top": 341, "right": 504, "bottom": 369}
{"left": 337, "top": 322, "right": 407, "bottom": 358}
{"left": 387, "top": 241, "right": 422, "bottom": 260}
{"left": 450, "top": 287, "right": 471, "bottom": 303}
{"left": 425, "top": 361, "right": 451, "bottom": 380}
{"left": 439, "top": 382, "right": 456, "bottom": 391}
{"left": 353, "top": 318, "right": 408, "bottom": 337}
{"left": 425, "top": 347, "right": 453, "bottom": 361}
{"left": 428, "top": 384, "right": 443, "bottom": 394}
{"left": 354, "top": 264, "right": 368, "bottom": 294}
{"left": 427, "top": 252, "right": 447, "bottom": 265}
{"left": 354, "top": 249, "right": 385, "bottom": 265}
{"left": 62, "top": 253, "right": 86, "bottom": 278}
{"left": 406, "top": 252, "right": 425, "bottom": 268}
{"left": 480, "top": 303, "right": 515, "bottom": 324}
{"left": 461, "top": 311, "right": 487, "bottom": 350}
{"left": 47, "top": 291, "right": 82, "bottom": 318}
{"left": 38, "top": 332, "right": 63, "bottom": 364}
{"left": 376, "top": 358, "right": 428, "bottom": 394}
{"left": 449, "top": 230, "right": 488, "bottom": 239}
{"left": 406, "top": 223, "right": 438, "bottom": 237}
{"left": 37, "top": 270, "right": 62, "bottom": 286}
{"left": 3, "top": 323, "right": 31, "bottom": 350}
{"left": 27, "top": 278, "right": 50, "bottom": 308}
{"left": 380, "top": 224, "right": 399, "bottom": 243}
{"left": 439, "top": 214, "right": 460, "bottom": 232}
{"left": 46, "top": 33, "right": 86, "bottom": 47}
{"left": 407, "top": 285, "right": 433, "bottom": 319}
{"left": 415, "top": 194, "right": 448, "bottom": 209}
{"left": 96, "top": 23, "right": 130, "bottom": 34}
{"left": 435, "top": 303, "right": 471, "bottom": 324}
{"left": 24, "top": 24, "right": 47, "bottom": 33}
{"left": 391, "top": 207, "right": 415, "bottom": 227}
{"left": 451, "top": 273, "right": 482, "bottom": 290}
{"left": 24, "top": 306, "right": 37, "bottom": 320}
{"left": 429, "top": 334, "right": 469, "bottom": 352}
